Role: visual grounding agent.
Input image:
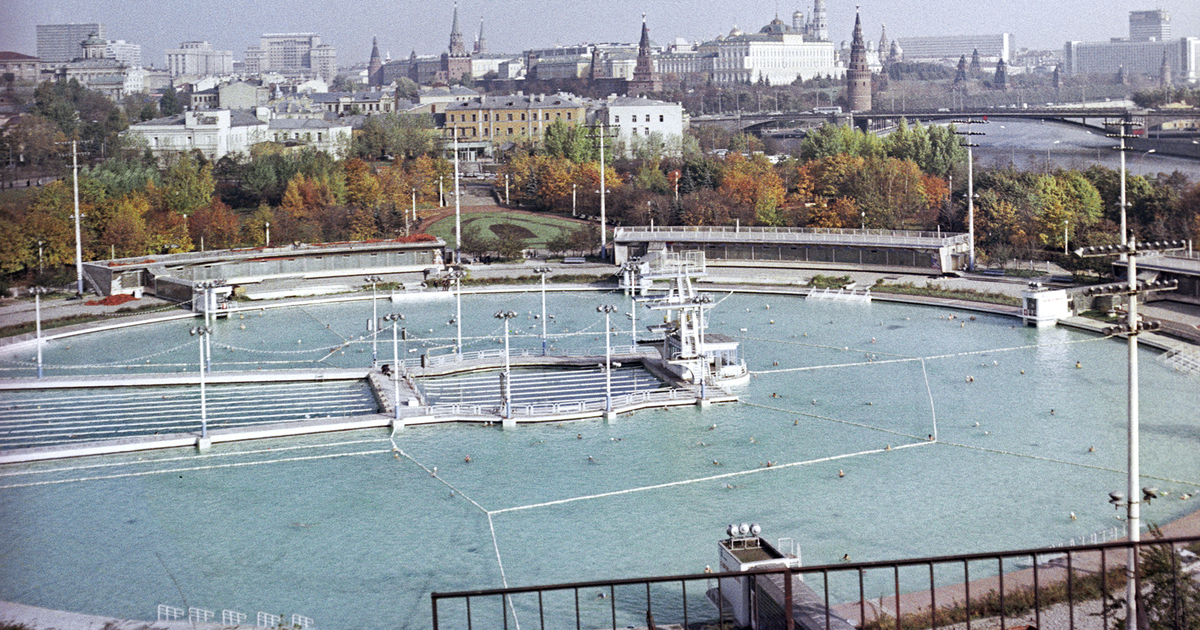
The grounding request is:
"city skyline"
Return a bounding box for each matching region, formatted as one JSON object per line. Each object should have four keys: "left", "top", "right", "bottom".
{"left": 1, "top": 0, "right": 1197, "bottom": 70}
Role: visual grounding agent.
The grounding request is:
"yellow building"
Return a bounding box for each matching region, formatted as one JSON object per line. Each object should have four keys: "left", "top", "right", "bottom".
{"left": 443, "top": 93, "right": 586, "bottom": 144}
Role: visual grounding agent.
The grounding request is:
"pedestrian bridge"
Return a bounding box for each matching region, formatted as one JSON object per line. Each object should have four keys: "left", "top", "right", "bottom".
{"left": 613, "top": 226, "right": 970, "bottom": 274}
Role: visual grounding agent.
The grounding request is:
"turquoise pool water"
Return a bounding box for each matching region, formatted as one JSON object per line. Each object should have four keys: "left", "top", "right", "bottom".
{"left": 0, "top": 290, "right": 1197, "bottom": 629}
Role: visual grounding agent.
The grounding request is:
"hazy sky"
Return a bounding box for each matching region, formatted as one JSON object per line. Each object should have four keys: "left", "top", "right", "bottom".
{"left": 1, "top": 0, "right": 1197, "bottom": 69}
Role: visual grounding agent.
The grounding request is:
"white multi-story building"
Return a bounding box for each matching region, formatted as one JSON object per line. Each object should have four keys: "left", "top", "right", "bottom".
{"left": 165, "top": 41, "right": 234, "bottom": 77}
{"left": 267, "top": 118, "right": 352, "bottom": 157}
{"left": 124, "top": 110, "right": 269, "bottom": 161}
{"left": 710, "top": 21, "right": 842, "bottom": 85}
{"left": 244, "top": 33, "right": 337, "bottom": 83}
{"left": 894, "top": 34, "right": 1012, "bottom": 64}
{"left": 105, "top": 40, "right": 141, "bottom": 67}
{"left": 599, "top": 96, "right": 686, "bottom": 157}
{"left": 1065, "top": 37, "right": 1199, "bottom": 82}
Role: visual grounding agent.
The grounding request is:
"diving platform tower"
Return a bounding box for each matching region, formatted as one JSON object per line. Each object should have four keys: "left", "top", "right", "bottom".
{"left": 635, "top": 251, "right": 749, "bottom": 386}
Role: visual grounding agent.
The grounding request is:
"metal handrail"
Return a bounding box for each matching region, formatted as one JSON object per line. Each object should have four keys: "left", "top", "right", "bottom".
{"left": 432, "top": 534, "right": 1200, "bottom": 630}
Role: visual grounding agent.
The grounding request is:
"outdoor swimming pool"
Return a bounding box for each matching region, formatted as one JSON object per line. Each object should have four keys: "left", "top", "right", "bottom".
{"left": 0, "top": 289, "right": 1197, "bottom": 629}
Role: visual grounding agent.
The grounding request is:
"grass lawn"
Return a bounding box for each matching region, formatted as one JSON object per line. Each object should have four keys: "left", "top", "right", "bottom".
{"left": 426, "top": 211, "right": 591, "bottom": 249}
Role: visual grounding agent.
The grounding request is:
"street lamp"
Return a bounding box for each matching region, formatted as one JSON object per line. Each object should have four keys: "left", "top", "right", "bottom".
{"left": 1077, "top": 238, "right": 1185, "bottom": 626}
{"left": 597, "top": 304, "right": 618, "bottom": 413}
{"left": 453, "top": 134, "right": 462, "bottom": 265}
{"left": 264, "top": 221, "right": 270, "bottom": 247}
{"left": 365, "top": 275, "right": 382, "bottom": 366}
{"left": 189, "top": 325, "right": 213, "bottom": 441}
{"left": 70, "top": 140, "right": 83, "bottom": 296}
{"left": 383, "top": 313, "right": 405, "bottom": 423}
{"left": 494, "top": 309, "right": 518, "bottom": 418}
{"left": 533, "top": 266, "right": 552, "bottom": 355}
{"left": 572, "top": 183, "right": 577, "bottom": 217}
{"left": 1107, "top": 119, "right": 1139, "bottom": 260}
{"left": 410, "top": 187, "right": 416, "bottom": 235}
{"left": 1063, "top": 220, "right": 1069, "bottom": 255}
{"left": 447, "top": 269, "right": 466, "bottom": 356}
{"left": 30, "top": 286, "right": 48, "bottom": 378}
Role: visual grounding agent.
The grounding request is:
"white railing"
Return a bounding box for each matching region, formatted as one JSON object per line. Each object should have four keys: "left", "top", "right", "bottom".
{"left": 258, "top": 612, "right": 282, "bottom": 627}
{"left": 1159, "top": 346, "right": 1200, "bottom": 376}
{"left": 805, "top": 287, "right": 872, "bottom": 302}
{"left": 614, "top": 225, "right": 967, "bottom": 247}
{"left": 223, "top": 610, "right": 248, "bottom": 625}
{"left": 293, "top": 613, "right": 315, "bottom": 628}
{"left": 424, "top": 345, "right": 642, "bottom": 368}
{"left": 1053, "top": 524, "right": 1128, "bottom": 548}
{"left": 428, "top": 387, "right": 697, "bottom": 419}
{"left": 157, "top": 605, "right": 184, "bottom": 621}
{"left": 189, "top": 608, "right": 214, "bottom": 623}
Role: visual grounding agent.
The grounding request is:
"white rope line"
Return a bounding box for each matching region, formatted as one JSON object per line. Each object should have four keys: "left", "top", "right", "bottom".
{"left": 750, "top": 336, "right": 1110, "bottom": 375}
{"left": 921, "top": 357, "right": 938, "bottom": 442}
{"left": 937, "top": 440, "right": 1200, "bottom": 488}
{"left": 740, "top": 335, "right": 916, "bottom": 359}
{"left": 488, "top": 443, "right": 932, "bottom": 516}
{"left": 0, "top": 438, "right": 388, "bottom": 478}
{"left": 740, "top": 401, "right": 928, "bottom": 440}
{"left": 0, "top": 448, "right": 391, "bottom": 490}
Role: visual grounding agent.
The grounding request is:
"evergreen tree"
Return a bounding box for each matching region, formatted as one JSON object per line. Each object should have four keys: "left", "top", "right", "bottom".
{"left": 159, "top": 86, "right": 183, "bottom": 117}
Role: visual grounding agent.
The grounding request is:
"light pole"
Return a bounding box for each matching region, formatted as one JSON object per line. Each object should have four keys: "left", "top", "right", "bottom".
{"left": 1063, "top": 220, "right": 1069, "bottom": 255}
{"left": 1078, "top": 239, "right": 1184, "bottom": 628}
{"left": 598, "top": 304, "right": 618, "bottom": 413}
{"left": 572, "top": 183, "right": 577, "bottom": 217}
{"left": 264, "top": 221, "right": 270, "bottom": 247}
{"left": 453, "top": 134, "right": 462, "bottom": 265}
{"left": 365, "top": 275, "right": 382, "bottom": 366}
{"left": 494, "top": 309, "right": 517, "bottom": 418}
{"left": 448, "top": 269, "right": 466, "bottom": 356}
{"left": 1107, "top": 119, "right": 1140, "bottom": 261}
{"left": 953, "top": 118, "right": 987, "bottom": 271}
{"left": 534, "top": 266, "right": 552, "bottom": 355}
{"left": 70, "top": 140, "right": 83, "bottom": 297}
{"left": 410, "top": 187, "right": 416, "bottom": 235}
{"left": 439, "top": 175, "right": 444, "bottom": 207}
{"left": 383, "top": 313, "right": 405, "bottom": 423}
{"left": 195, "top": 279, "right": 225, "bottom": 372}
{"left": 30, "top": 286, "right": 48, "bottom": 378}
{"left": 189, "top": 325, "right": 213, "bottom": 441}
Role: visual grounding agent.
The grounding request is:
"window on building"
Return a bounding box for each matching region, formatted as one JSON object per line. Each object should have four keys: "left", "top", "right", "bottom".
{"left": 644, "top": 128, "right": 650, "bottom": 136}
{"left": 507, "top": 113, "right": 513, "bottom": 121}
{"left": 507, "top": 127, "right": 513, "bottom": 135}
{"left": 614, "top": 115, "right": 619, "bottom": 123}
{"left": 484, "top": 113, "right": 489, "bottom": 121}
{"left": 472, "top": 114, "right": 477, "bottom": 122}
{"left": 449, "top": 114, "right": 455, "bottom": 122}
{"left": 632, "top": 114, "right": 637, "bottom": 122}
{"left": 520, "top": 113, "right": 526, "bottom": 121}
{"left": 566, "top": 113, "right": 572, "bottom": 120}
{"left": 659, "top": 115, "right": 664, "bottom": 122}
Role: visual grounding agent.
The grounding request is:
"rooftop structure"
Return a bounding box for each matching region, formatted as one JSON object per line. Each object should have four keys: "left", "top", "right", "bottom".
{"left": 894, "top": 33, "right": 1012, "bottom": 63}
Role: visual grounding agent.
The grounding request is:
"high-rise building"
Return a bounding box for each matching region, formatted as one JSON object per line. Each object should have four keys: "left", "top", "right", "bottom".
{"left": 846, "top": 10, "right": 871, "bottom": 112}
{"left": 894, "top": 34, "right": 1012, "bottom": 63}
{"left": 243, "top": 33, "right": 337, "bottom": 82}
{"left": 37, "top": 23, "right": 105, "bottom": 63}
{"left": 165, "top": 41, "right": 233, "bottom": 77}
{"left": 1129, "top": 10, "right": 1170, "bottom": 42}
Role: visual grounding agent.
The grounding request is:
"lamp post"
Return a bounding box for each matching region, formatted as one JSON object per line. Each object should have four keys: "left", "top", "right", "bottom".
{"left": 1107, "top": 119, "right": 1140, "bottom": 261}
{"left": 1063, "top": 220, "right": 1069, "bottom": 255}
{"left": 572, "top": 183, "right": 577, "bottom": 217}
{"left": 195, "top": 279, "right": 225, "bottom": 372}
{"left": 70, "top": 140, "right": 83, "bottom": 297}
{"left": 453, "top": 134, "right": 462, "bottom": 265}
{"left": 30, "top": 286, "right": 48, "bottom": 379}
{"left": 953, "top": 118, "right": 987, "bottom": 271}
{"left": 533, "top": 266, "right": 552, "bottom": 355}
{"left": 410, "top": 187, "right": 416, "bottom": 235}
{"left": 597, "top": 304, "right": 618, "bottom": 413}
{"left": 1077, "top": 239, "right": 1184, "bottom": 628}
{"left": 383, "top": 313, "right": 405, "bottom": 423}
{"left": 494, "top": 309, "right": 517, "bottom": 418}
{"left": 439, "top": 175, "right": 444, "bottom": 207}
{"left": 447, "top": 269, "right": 466, "bottom": 356}
{"left": 189, "top": 325, "right": 213, "bottom": 441}
{"left": 365, "top": 275, "right": 382, "bottom": 366}
{"left": 264, "top": 221, "right": 270, "bottom": 247}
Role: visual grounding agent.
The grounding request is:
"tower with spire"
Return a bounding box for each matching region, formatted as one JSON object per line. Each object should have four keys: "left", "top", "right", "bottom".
{"left": 474, "top": 17, "right": 487, "bottom": 55}
{"left": 441, "top": 1, "right": 472, "bottom": 82}
{"left": 846, "top": 9, "right": 872, "bottom": 112}
{"left": 810, "top": 0, "right": 828, "bottom": 41}
{"left": 627, "top": 14, "right": 661, "bottom": 96}
{"left": 368, "top": 36, "right": 383, "bottom": 87}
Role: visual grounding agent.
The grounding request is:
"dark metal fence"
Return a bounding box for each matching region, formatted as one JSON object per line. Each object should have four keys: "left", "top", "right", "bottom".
{"left": 432, "top": 534, "right": 1200, "bottom": 630}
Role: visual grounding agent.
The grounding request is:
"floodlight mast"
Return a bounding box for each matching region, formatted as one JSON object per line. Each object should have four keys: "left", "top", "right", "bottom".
{"left": 1075, "top": 238, "right": 1183, "bottom": 626}
{"left": 952, "top": 119, "right": 987, "bottom": 271}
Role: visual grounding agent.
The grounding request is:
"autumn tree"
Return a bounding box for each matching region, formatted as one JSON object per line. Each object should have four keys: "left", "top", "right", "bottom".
{"left": 188, "top": 198, "right": 241, "bottom": 250}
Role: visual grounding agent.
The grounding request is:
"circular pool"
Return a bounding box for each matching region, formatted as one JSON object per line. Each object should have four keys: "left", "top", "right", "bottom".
{"left": 1, "top": 290, "right": 1197, "bottom": 629}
